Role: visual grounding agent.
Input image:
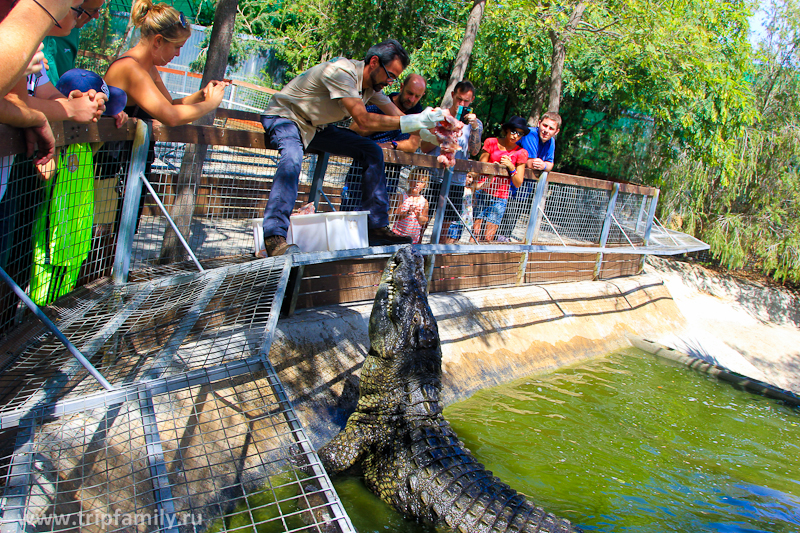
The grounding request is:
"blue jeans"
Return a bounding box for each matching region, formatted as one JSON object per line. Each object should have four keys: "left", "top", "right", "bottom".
{"left": 261, "top": 116, "right": 389, "bottom": 238}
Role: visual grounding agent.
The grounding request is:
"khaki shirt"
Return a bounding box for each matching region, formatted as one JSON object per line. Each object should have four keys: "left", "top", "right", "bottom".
{"left": 264, "top": 58, "right": 392, "bottom": 147}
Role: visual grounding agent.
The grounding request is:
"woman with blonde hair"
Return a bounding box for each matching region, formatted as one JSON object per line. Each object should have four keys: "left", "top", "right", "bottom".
{"left": 104, "top": 0, "right": 228, "bottom": 126}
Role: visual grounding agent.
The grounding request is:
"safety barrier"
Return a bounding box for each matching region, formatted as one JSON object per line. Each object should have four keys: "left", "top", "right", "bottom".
{"left": 0, "top": 112, "right": 704, "bottom": 336}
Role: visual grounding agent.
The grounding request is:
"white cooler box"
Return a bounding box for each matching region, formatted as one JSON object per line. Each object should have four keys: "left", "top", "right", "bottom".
{"left": 253, "top": 211, "right": 369, "bottom": 254}
{"left": 288, "top": 211, "right": 369, "bottom": 252}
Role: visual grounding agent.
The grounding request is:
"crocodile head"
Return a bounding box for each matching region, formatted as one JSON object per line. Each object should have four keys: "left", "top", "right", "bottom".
{"left": 360, "top": 246, "right": 441, "bottom": 409}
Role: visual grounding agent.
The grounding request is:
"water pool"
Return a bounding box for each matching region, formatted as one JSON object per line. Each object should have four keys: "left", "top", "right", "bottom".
{"left": 335, "top": 347, "right": 800, "bottom": 532}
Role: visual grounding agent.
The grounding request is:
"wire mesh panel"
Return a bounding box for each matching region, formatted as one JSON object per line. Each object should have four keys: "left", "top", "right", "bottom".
{"left": 0, "top": 253, "right": 354, "bottom": 533}
{"left": 152, "top": 374, "right": 349, "bottom": 533}
{"left": 0, "top": 143, "right": 129, "bottom": 339}
{"left": 130, "top": 143, "right": 325, "bottom": 269}
{"left": 607, "top": 191, "right": 647, "bottom": 246}
{"left": 2, "top": 404, "right": 156, "bottom": 533}
{"left": 0, "top": 366, "right": 352, "bottom": 533}
{"left": 0, "top": 257, "right": 289, "bottom": 419}
{"left": 538, "top": 182, "right": 610, "bottom": 246}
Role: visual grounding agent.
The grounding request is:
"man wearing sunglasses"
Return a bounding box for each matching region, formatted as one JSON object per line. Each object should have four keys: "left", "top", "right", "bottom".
{"left": 260, "top": 39, "right": 445, "bottom": 256}
{"left": 41, "top": 0, "right": 103, "bottom": 83}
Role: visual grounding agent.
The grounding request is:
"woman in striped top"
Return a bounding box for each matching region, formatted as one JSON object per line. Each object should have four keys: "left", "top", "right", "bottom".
{"left": 391, "top": 168, "right": 430, "bottom": 244}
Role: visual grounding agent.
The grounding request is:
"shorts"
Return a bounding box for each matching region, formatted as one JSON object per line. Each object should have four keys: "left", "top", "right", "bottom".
{"left": 474, "top": 191, "right": 507, "bottom": 226}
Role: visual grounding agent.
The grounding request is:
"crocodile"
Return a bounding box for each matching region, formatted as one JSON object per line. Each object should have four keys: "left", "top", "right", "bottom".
{"left": 318, "top": 246, "right": 582, "bottom": 533}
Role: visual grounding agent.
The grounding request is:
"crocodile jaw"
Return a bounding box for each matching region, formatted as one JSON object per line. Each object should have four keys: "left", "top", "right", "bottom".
{"left": 362, "top": 246, "right": 441, "bottom": 404}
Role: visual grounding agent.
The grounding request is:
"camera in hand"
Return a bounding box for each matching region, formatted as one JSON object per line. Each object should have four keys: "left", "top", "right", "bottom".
{"left": 456, "top": 106, "right": 472, "bottom": 121}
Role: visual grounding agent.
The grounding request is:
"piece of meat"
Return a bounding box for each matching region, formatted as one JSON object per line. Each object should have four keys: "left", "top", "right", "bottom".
{"left": 432, "top": 109, "right": 464, "bottom": 168}
{"left": 293, "top": 202, "right": 315, "bottom": 216}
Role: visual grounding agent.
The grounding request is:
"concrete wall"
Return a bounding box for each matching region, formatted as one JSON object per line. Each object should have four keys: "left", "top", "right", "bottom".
{"left": 269, "top": 272, "right": 687, "bottom": 448}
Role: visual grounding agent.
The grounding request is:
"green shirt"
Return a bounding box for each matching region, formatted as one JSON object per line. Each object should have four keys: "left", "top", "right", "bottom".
{"left": 42, "top": 29, "right": 80, "bottom": 84}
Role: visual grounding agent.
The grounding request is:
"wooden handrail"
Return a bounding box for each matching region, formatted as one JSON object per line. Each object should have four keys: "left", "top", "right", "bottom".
{"left": 0, "top": 118, "right": 659, "bottom": 197}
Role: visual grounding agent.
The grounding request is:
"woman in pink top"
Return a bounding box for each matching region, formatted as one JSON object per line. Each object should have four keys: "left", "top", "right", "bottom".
{"left": 391, "top": 168, "right": 430, "bottom": 244}
{"left": 473, "top": 116, "right": 529, "bottom": 242}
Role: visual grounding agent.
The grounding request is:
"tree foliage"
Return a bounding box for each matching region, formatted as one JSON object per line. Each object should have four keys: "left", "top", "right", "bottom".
{"left": 659, "top": 0, "right": 800, "bottom": 283}
{"left": 177, "top": 0, "right": 800, "bottom": 282}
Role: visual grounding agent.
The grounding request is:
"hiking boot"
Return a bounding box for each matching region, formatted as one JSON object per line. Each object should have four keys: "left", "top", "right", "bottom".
{"left": 367, "top": 226, "right": 413, "bottom": 246}
{"left": 264, "top": 235, "right": 301, "bottom": 257}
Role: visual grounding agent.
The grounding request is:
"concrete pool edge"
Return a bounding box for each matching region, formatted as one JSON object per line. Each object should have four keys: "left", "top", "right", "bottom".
{"left": 629, "top": 335, "right": 800, "bottom": 408}
{"left": 269, "top": 272, "right": 690, "bottom": 448}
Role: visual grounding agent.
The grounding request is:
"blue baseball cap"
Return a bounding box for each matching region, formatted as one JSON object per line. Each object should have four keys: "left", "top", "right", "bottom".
{"left": 55, "top": 68, "right": 127, "bottom": 117}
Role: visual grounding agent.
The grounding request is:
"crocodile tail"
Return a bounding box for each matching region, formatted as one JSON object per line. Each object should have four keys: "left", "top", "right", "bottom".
{"left": 406, "top": 420, "right": 582, "bottom": 533}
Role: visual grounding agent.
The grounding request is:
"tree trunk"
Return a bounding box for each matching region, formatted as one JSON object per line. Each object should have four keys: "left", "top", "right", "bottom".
{"left": 159, "top": 0, "right": 238, "bottom": 263}
{"left": 527, "top": 80, "right": 548, "bottom": 126}
{"left": 440, "top": 0, "right": 486, "bottom": 109}
{"left": 545, "top": 1, "right": 587, "bottom": 114}
{"left": 114, "top": 17, "right": 135, "bottom": 59}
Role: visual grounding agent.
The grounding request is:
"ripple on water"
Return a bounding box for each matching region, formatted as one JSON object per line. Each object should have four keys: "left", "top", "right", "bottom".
{"left": 438, "top": 347, "right": 800, "bottom": 533}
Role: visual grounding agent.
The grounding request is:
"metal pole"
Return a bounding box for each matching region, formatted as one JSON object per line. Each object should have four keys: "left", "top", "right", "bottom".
{"left": 113, "top": 119, "right": 151, "bottom": 284}
{"left": 640, "top": 190, "right": 660, "bottom": 274}
{"left": 635, "top": 195, "right": 648, "bottom": 234}
{"left": 524, "top": 172, "right": 549, "bottom": 245}
{"left": 140, "top": 176, "right": 205, "bottom": 272}
{"left": 595, "top": 182, "right": 620, "bottom": 280}
{"left": 0, "top": 266, "right": 115, "bottom": 391}
{"left": 424, "top": 167, "right": 453, "bottom": 285}
{"left": 643, "top": 190, "right": 660, "bottom": 245}
{"left": 430, "top": 167, "right": 453, "bottom": 245}
{"left": 517, "top": 172, "right": 549, "bottom": 285}
{"left": 308, "top": 152, "right": 329, "bottom": 211}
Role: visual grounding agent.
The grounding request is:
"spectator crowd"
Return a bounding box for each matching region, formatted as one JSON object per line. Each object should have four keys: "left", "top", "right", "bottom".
{"left": 0, "top": 0, "right": 562, "bottom": 319}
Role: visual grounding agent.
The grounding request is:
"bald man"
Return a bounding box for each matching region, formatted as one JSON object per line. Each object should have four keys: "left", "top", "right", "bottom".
{"left": 342, "top": 74, "right": 427, "bottom": 211}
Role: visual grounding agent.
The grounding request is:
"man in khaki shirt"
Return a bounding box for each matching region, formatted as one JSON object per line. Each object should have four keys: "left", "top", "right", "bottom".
{"left": 260, "top": 39, "right": 443, "bottom": 256}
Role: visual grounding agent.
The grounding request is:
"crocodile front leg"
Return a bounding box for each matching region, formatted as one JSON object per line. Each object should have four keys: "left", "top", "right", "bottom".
{"left": 318, "top": 412, "right": 394, "bottom": 474}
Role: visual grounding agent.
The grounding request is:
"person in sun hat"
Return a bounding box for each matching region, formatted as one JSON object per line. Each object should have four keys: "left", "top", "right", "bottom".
{"left": 495, "top": 111, "right": 563, "bottom": 242}
{"left": 472, "top": 116, "right": 529, "bottom": 243}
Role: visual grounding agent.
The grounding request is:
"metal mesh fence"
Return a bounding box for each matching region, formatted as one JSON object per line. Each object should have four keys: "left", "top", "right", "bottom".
{"left": 0, "top": 143, "right": 127, "bottom": 339}
{"left": 0, "top": 255, "right": 354, "bottom": 533}
{"left": 131, "top": 143, "right": 324, "bottom": 268}
{"left": 608, "top": 191, "right": 648, "bottom": 246}
{"left": 0, "top": 117, "right": 700, "bottom": 339}
{"left": 539, "top": 182, "right": 609, "bottom": 246}
{"left": 2, "top": 370, "right": 349, "bottom": 533}
{"left": 0, "top": 257, "right": 288, "bottom": 416}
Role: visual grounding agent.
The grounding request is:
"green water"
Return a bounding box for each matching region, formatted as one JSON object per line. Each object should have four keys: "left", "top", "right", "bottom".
{"left": 335, "top": 347, "right": 800, "bottom": 533}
